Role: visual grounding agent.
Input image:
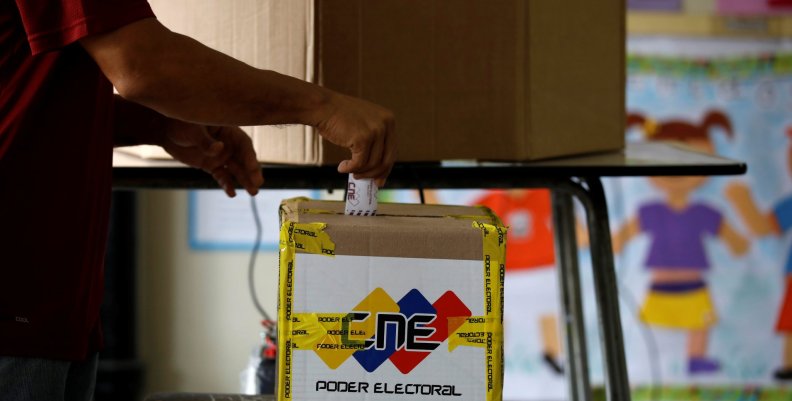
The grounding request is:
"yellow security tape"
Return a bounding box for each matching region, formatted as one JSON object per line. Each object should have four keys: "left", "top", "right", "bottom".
{"left": 443, "top": 209, "right": 504, "bottom": 225}
{"left": 476, "top": 205, "right": 505, "bottom": 227}
{"left": 299, "top": 208, "right": 338, "bottom": 215}
{"left": 291, "top": 312, "right": 373, "bottom": 369}
{"left": 278, "top": 222, "right": 296, "bottom": 401}
{"left": 446, "top": 214, "right": 494, "bottom": 221}
{"left": 289, "top": 222, "right": 336, "bottom": 256}
{"left": 290, "top": 313, "right": 330, "bottom": 350}
{"left": 447, "top": 316, "right": 496, "bottom": 351}
{"left": 473, "top": 221, "right": 507, "bottom": 401}
{"left": 277, "top": 222, "right": 337, "bottom": 401}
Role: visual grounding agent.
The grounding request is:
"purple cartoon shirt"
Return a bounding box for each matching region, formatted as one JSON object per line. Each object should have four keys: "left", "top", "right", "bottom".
{"left": 638, "top": 202, "right": 723, "bottom": 270}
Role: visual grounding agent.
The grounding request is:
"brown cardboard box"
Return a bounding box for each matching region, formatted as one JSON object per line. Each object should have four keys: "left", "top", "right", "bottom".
{"left": 138, "top": 0, "right": 624, "bottom": 164}
{"left": 277, "top": 198, "right": 506, "bottom": 401}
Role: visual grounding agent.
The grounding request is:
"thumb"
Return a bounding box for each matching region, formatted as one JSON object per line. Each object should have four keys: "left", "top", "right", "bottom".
{"left": 197, "top": 128, "right": 224, "bottom": 156}
{"left": 337, "top": 149, "right": 366, "bottom": 174}
{"left": 167, "top": 124, "right": 225, "bottom": 156}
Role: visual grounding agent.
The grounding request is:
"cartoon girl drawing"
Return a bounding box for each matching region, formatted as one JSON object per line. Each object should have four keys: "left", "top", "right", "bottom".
{"left": 613, "top": 110, "right": 749, "bottom": 375}
{"left": 726, "top": 128, "right": 792, "bottom": 380}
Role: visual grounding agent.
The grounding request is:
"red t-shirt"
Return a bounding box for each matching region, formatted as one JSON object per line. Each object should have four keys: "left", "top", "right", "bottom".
{"left": 474, "top": 190, "right": 556, "bottom": 270}
{"left": 0, "top": 0, "right": 154, "bottom": 360}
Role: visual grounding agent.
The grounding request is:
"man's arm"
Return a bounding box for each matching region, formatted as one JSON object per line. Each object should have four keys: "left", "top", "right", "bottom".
{"left": 81, "top": 18, "right": 395, "bottom": 184}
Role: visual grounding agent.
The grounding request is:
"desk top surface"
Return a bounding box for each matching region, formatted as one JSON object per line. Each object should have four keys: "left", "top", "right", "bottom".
{"left": 113, "top": 141, "right": 746, "bottom": 190}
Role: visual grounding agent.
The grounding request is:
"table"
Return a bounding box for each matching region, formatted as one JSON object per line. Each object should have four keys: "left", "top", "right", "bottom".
{"left": 120, "top": 142, "right": 746, "bottom": 401}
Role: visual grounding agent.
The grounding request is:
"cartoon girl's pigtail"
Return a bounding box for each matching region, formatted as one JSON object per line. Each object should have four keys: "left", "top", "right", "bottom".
{"left": 700, "top": 110, "right": 733, "bottom": 141}
{"left": 627, "top": 112, "right": 658, "bottom": 139}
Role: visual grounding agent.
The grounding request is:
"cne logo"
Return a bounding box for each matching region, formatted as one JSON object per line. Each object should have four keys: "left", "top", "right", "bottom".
{"left": 300, "top": 288, "right": 473, "bottom": 374}
{"left": 344, "top": 312, "right": 441, "bottom": 352}
{"left": 346, "top": 182, "right": 359, "bottom": 206}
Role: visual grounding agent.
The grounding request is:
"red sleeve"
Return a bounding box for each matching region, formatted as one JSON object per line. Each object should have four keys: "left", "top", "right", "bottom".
{"left": 14, "top": 0, "right": 154, "bottom": 54}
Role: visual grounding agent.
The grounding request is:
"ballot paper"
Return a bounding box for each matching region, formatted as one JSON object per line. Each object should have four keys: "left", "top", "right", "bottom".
{"left": 344, "top": 175, "right": 378, "bottom": 216}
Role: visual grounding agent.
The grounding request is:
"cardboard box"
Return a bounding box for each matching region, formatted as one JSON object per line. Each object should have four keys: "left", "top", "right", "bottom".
{"left": 277, "top": 198, "right": 506, "bottom": 401}
{"left": 140, "top": 0, "right": 624, "bottom": 164}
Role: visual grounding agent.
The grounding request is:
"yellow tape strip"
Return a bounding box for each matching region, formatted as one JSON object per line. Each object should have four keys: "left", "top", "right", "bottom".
{"left": 473, "top": 221, "right": 507, "bottom": 401}
{"left": 299, "top": 208, "right": 338, "bottom": 215}
{"left": 476, "top": 205, "right": 505, "bottom": 227}
{"left": 290, "top": 313, "right": 330, "bottom": 349}
{"left": 447, "top": 316, "right": 495, "bottom": 351}
{"left": 277, "top": 222, "right": 337, "bottom": 401}
{"left": 289, "top": 222, "right": 336, "bottom": 256}
{"left": 447, "top": 214, "right": 493, "bottom": 221}
{"left": 290, "top": 312, "right": 373, "bottom": 369}
{"left": 277, "top": 222, "right": 296, "bottom": 401}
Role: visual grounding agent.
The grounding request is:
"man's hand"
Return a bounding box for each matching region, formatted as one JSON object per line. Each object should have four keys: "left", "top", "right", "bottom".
{"left": 313, "top": 93, "right": 396, "bottom": 187}
{"left": 160, "top": 122, "right": 264, "bottom": 197}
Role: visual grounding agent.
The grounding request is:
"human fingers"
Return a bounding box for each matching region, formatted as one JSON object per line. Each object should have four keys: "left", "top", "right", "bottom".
{"left": 374, "top": 163, "right": 394, "bottom": 188}
{"left": 172, "top": 124, "right": 224, "bottom": 156}
{"left": 211, "top": 165, "right": 237, "bottom": 197}
{"left": 343, "top": 141, "right": 393, "bottom": 185}
{"left": 337, "top": 144, "right": 371, "bottom": 175}
{"left": 376, "top": 120, "right": 396, "bottom": 186}
{"left": 227, "top": 127, "right": 263, "bottom": 195}
{"left": 242, "top": 161, "right": 264, "bottom": 196}
{"left": 204, "top": 127, "right": 264, "bottom": 197}
{"left": 355, "top": 130, "right": 386, "bottom": 179}
{"left": 201, "top": 133, "right": 224, "bottom": 157}
{"left": 364, "top": 119, "right": 396, "bottom": 186}
{"left": 224, "top": 160, "right": 262, "bottom": 196}
{"left": 204, "top": 141, "right": 224, "bottom": 157}
{"left": 236, "top": 133, "right": 264, "bottom": 193}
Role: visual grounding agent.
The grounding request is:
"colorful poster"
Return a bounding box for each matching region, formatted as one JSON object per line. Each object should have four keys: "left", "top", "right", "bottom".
{"left": 614, "top": 50, "right": 792, "bottom": 387}
{"left": 380, "top": 47, "right": 792, "bottom": 397}
{"left": 717, "top": 0, "right": 792, "bottom": 15}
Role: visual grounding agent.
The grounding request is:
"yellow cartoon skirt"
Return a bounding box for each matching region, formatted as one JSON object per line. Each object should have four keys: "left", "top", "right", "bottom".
{"left": 640, "top": 282, "right": 717, "bottom": 330}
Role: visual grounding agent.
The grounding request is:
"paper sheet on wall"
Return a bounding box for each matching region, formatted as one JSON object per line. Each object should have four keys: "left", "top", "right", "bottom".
{"left": 188, "top": 189, "right": 316, "bottom": 251}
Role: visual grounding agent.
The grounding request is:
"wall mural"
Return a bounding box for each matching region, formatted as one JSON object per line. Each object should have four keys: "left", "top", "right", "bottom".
{"left": 382, "top": 51, "right": 792, "bottom": 400}
{"left": 616, "top": 53, "right": 792, "bottom": 386}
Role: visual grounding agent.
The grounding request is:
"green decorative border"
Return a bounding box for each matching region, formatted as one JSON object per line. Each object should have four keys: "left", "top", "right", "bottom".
{"left": 627, "top": 53, "right": 792, "bottom": 78}
{"left": 591, "top": 387, "right": 792, "bottom": 401}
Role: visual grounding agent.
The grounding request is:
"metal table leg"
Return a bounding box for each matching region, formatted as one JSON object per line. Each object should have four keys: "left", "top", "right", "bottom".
{"left": 573, "top": 177, "right": 631, "bottom": 401}
{"left": 551, "top": 191, "right": 592, "bottom": 401}
{"left": 537, "top": 176, "right": 630, "bottom": 401}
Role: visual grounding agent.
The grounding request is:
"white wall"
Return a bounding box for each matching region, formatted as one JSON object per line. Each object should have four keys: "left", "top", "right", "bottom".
{"left": 136, "top": 189, "right": 280, "bottom": 396}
